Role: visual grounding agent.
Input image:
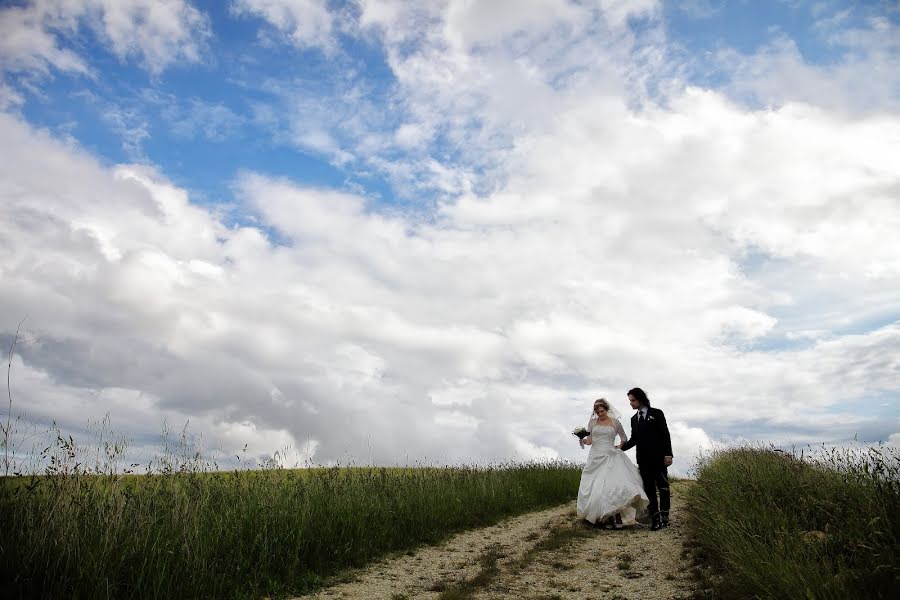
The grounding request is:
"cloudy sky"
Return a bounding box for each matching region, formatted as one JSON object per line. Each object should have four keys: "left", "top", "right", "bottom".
{"left": 1, "top": 0, "right": 898, "bottom": 475}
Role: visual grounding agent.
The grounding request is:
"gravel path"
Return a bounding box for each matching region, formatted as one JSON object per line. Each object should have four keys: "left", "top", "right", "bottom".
{"left": 293, "top": 481, "right": 696, "bottom": 600}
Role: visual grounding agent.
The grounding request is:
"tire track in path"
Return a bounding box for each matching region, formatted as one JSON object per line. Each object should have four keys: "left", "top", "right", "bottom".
{"left": 293, "top": 481, "right": 696, "bottom": 600}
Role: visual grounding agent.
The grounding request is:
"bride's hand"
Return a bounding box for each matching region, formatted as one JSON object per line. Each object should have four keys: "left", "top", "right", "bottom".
{"left": 614, "top": 443, "right": 622, "bottom": 449}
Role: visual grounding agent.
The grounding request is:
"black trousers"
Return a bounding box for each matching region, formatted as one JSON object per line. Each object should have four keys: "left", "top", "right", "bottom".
{"left": 638, "top": 464, "right": 670, "bottom": 521}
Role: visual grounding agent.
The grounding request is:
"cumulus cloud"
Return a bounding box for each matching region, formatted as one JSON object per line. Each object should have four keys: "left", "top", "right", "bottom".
{"left": 1, "top": 1, "right": 899, "bottom": 476}
{"left": 3, "top": 86, "right": 899, "bottom": 476}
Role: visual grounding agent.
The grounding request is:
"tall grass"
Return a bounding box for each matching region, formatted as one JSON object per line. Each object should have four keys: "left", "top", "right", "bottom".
{"left": 684, "top": 445, "right": 900, "bottom": 600}
{"left": 0, "top": 425, "right": 581, "bottom": 599}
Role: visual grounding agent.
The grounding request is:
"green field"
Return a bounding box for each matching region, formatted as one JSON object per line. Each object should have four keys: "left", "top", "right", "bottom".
{"left": 1, "top": 451, "right": 581, "bottom": 599}
{"left": 684, "top": 445, "right": 900, "bottom": 600}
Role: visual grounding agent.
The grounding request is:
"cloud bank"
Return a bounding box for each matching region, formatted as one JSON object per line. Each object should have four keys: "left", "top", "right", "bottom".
{"left": 1, "top": 1, "right": 898, "bottom": 474}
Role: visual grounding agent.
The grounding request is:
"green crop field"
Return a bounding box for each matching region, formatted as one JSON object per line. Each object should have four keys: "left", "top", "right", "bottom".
{"left": 0, "top": 431, "right": 581, "bottom": 599}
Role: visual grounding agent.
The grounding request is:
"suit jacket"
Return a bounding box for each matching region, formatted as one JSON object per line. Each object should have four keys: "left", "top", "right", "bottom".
{"left": 619, "top": 407, "right": 673, "bottom": 468}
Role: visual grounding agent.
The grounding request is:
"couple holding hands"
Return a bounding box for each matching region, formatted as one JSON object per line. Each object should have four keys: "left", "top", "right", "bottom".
{"left": 575, "top": 387, "right": 673, "bottom": 531}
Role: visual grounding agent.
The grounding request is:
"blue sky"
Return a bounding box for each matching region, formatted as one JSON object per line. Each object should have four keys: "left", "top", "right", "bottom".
{"left": 1, "top": 0, "right": 898, "bottom": 472}
{"left": 11, "top": 0, "right": 895, "bottom": 210}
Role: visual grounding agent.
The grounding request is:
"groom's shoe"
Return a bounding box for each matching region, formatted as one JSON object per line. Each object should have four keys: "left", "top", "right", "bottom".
{"left": 650, "top": 516, "right": 663, "bottom": 531}
{"left": 661, "top": 511, "right": 670, "bottom": 529}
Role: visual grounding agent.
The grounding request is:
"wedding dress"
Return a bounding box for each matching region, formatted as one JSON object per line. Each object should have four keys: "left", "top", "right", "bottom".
{"left": 576, "top": 417, "right": 649, "bottom": 524}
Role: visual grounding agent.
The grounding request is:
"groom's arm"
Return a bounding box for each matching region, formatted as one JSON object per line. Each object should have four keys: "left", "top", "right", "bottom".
{"left": 619, "top": 417, "right": 636, "bottom": 451}
{"left": 658, "top": 409, "right": 673, "bottom": 464}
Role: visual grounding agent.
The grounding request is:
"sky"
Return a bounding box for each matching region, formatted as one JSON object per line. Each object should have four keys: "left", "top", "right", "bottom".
{"left": 1, "top": 0, "right": 898, "bottom": 475}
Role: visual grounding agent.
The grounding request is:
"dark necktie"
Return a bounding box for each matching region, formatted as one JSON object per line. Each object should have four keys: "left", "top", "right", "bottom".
{"left": 639, "top": 411, "right": 645, "bottom": 425}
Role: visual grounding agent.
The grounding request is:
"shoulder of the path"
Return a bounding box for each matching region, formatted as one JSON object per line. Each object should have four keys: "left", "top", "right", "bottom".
{"left": 294, "top": 480, "right": 698, "bottom": 600}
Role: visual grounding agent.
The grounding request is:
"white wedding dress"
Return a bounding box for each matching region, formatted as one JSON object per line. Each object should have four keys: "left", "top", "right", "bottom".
{"left": 576, "top": 417, "right": 649, "bottom": 524}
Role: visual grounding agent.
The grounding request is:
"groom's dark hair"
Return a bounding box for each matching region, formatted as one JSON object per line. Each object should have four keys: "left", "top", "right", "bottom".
{"left": 627, "top": 387, "right": 650, "bottom": 407}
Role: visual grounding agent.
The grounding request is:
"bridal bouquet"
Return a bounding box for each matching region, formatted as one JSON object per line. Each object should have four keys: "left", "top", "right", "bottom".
{"left": 572, "top": 426, "right": 590, "bottom": 440}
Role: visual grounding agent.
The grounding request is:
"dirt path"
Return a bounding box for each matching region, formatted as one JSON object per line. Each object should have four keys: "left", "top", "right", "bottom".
{"left": 293, "top": 481, "right": 696, "bottom": 600}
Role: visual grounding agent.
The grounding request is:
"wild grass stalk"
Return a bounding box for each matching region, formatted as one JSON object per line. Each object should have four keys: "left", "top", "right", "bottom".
{"left": 0, "top": 425, "right": 581, "bottom": 599}
{"left": 684, "top": 445, "right": 900, "bottom": 600}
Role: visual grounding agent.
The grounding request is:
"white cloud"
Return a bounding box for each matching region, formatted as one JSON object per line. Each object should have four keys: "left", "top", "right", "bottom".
{"left": 164, "top": 97, "right": 245, "bottom": 142}
{"left": 242, "top": 0, "right": 666, "bottom": 194}
{"left": 3, "top": 94, "right": 899, "bottom": 475}
{"left": 716, "top": 16, "right": 900, "bottom": 115}
{"left": 677, "top": 0, "right": 720, "bottom": 20}
{"left": 0, "top": 3, "right": 89, "bottom": 75}
{"left": 443, "top": 0, "right": 585, "bottom": 52}
{"left": 594, "top": 0, "right": 659, "bottom": 29}
{"left": 0, "top": 0, "right": 210, "bottom": 81}
{"left": 99, "top": 103, "right": 152, "bottom": 159}
{"left": 232, "top": 0, "right": 334, "bottom": 51}
{"left": 2, "top": 2, "right": 899, "bottom": 475}
{"left": 0, "top": 78, "right": 25, "bottom": 109}
{"left": 89, "top": 0, "right": 210, "bottom": 72}
{"left": 667, "top": 420, "right": 714, "bottom": 472}
{"left": 5, "top": 355, "right": 318, "bottom": 471}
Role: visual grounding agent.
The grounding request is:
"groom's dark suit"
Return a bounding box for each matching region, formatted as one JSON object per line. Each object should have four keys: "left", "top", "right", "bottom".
{"left": 620, "top": 407, "right": 673, "bottom": 526}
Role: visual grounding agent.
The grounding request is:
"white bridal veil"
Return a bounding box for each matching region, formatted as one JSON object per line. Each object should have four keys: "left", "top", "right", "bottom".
{"left": 587, "top": 401, "right": 622, "bottom": 429}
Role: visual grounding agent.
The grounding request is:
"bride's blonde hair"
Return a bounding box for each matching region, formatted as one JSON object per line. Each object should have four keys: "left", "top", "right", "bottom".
{"left": 593, "top": 398, "right": 610, "bottom": 416}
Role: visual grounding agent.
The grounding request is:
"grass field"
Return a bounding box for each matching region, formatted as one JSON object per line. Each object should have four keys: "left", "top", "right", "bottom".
{"left": 684, "top": 445, "right": 900, "bottom": 600}
{"left": 0, "top": 429, "right": 581, "bottom": 599}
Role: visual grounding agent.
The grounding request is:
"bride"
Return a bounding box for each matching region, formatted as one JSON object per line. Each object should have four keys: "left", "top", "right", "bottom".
{"left": 577, "top": 398, "right": 649, "bottom": 528}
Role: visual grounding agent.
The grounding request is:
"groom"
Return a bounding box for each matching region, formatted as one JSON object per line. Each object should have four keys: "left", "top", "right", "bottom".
{"left": 619, "top": 387, "right": 673, "bottom": 531}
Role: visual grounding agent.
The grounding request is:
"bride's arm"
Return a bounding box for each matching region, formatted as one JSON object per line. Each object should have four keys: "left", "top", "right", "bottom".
{"left": 614, "top": 418, "right": 628, "bottom": 448}
{"left": 581, "top": 415, "right": 596, "bottom": 446}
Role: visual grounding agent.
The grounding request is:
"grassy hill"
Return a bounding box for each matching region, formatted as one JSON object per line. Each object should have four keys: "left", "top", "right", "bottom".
{"left": 683, "top": 445, "right": 899, "bottom": 600}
